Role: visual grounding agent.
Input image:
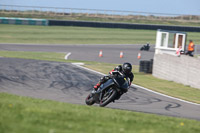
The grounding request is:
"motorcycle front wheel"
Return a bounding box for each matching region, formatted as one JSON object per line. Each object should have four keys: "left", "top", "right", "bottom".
{"left": 85, "top": 93, "right": 95, "bottom": 105}
{"left": 99, "top": 88, "right": 117, "bottom": 107}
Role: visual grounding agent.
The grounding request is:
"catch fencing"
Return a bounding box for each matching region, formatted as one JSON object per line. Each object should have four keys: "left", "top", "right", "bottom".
{"left": 1, "top": 4, "right": 200, "bottom": 23}
{"left": 1, "top": 5, "right": 200, "bottom": 32}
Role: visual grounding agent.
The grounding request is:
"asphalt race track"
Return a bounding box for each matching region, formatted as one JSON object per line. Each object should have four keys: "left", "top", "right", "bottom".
{"left": 0, "top": 57, "right": 200, "bottom": 121}
{"left": 0, "top": 44, "right": 155, "bottom": 65}
{"left": 0, "top": 44, "right": 200, "bottom": 65}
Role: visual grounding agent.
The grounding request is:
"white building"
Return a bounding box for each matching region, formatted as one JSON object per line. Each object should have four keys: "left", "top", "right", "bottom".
{"left": 155, "top": 29, "right": 187, "bottom": 56}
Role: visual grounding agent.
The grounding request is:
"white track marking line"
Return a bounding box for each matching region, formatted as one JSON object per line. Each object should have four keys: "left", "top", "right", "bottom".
{"left": 72, "top": 63, "right": 200, "bottom": 106}
{"left": 72, "top": 63, "right": 85, "bottom": 65}
{"left": 64, "top": 52, "right": 71, "bottom": 60}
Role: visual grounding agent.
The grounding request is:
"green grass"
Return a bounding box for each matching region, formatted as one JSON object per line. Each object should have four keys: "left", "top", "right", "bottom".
{"left": 0, "top": 51, "right": 96, "bottom": 64}
{"left": 0, "top": 92, "right": 200, "bottom": 133}
{"left": 0, "top": 24, "right": 200, "bottom": 44}
{"left": 0, "top": 51, "right": 200, "bottom": 104}
{"left": 0, "top": 51, "right": 66, "bottom": 62}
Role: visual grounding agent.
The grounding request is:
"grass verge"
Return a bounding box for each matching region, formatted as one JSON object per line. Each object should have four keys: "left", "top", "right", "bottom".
{"left": 0, "top": 51, "right": 200, "bottom": 104}
{"left": 0, "top": 92, "right": 200, "bottom": 133}
{"left": 0, "top": 24, "right": 200, "bottom": 44}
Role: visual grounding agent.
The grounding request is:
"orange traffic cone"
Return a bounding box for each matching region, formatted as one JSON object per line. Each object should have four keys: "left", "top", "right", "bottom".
{"left": 137, "top": 52, "right": 141, "bottom": 59}
{"left": 120, "top": 51, "right": 124, "bottom": 58}
{"left": 99, "top": 50, "right": 103, "bottom": 57}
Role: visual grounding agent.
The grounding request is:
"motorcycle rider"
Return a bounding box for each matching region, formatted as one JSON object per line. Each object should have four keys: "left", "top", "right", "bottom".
{"left": 93, "top": 62, "right": 134, "bottom": 94}
{"left": 186, "top": 40, "right": 195, "bottom": 57}
{"left": 140, "top": 42, "right": 150, "bottom": 51}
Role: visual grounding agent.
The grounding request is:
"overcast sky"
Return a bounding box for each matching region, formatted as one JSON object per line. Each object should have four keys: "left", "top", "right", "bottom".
{"left": 1, "top": 0, "right": 200, "bottom": 15}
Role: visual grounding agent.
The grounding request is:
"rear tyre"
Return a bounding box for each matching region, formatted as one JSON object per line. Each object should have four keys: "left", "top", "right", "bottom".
{"left": 85, "top": 93, "right": 95, "bottom": 105}
{"left": 99, "top": 88, "right": 117, "bottom": 107}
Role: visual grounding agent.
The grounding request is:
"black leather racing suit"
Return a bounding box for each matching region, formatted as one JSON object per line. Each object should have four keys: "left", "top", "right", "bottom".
{"left": 98, "top": 65, "right": 134, "bottom": 93}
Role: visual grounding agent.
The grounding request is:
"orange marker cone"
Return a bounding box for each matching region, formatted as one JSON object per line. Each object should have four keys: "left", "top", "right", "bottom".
{"left": 120, "top": 51, "right": 124, "bottom": 58}
{"left": 99, "top": 50, "right": 103, "bottom": 57}
{"left": 137, "top": 52, "right": 141, "bottom": 59}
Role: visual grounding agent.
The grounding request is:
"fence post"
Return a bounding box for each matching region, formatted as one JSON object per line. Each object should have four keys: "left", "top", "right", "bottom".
{"left": 2, "top": 5, "right": 5, "bottom": 13}
{"left": 70, "top": 9, "right": 72, "bottom": 16}
{"left": 95, "top": 11, "right": 98, "bottom": 17}
{"left": 62, "top": 9, "right": 65, "bottom": 16}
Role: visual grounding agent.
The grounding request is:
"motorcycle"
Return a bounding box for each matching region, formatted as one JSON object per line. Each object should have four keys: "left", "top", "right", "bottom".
{"left": 140, "top": 43, "right": 150, "bottom": 51}
{"left": 85, "top": 71, "right": 130, "bottom": 107}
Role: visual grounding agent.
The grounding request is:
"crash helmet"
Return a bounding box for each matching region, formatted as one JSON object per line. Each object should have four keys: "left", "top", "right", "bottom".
{"left": 122, "top": 62, "right": 132, "bottom": 75}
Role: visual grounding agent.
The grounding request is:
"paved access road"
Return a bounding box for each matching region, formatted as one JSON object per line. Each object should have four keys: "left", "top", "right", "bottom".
{"left": 0, "top": 58, "right": 199, "bottom": 121}
{"left": 0, "top": 44, "right": 155, "bottom": 65}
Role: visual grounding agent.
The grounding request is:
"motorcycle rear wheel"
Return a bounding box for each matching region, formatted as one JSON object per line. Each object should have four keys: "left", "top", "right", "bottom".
{"left": 85, "top": 93, "right": 95, "bottom": 105}
{"left": 99, "top": 88, "right": 117, "bottom": 107}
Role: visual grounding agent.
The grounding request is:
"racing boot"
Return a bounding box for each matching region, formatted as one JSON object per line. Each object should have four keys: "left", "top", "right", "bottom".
{"left": 92, "top": 83, "right": 101, "bottom": 94}
{"left": 94, "top": 83, "right": 101, "bottom": 91}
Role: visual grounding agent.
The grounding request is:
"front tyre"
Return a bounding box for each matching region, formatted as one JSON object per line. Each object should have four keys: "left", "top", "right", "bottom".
{"left": 85, "top": 93, "right": 95, "bottom": 105}
{"left": 99, "top": 88, "right": 117, "bottom": 107}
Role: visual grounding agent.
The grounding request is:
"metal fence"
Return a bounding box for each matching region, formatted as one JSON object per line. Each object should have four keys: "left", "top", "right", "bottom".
{"left": 1, "top": 5, "right": 200, "bottom": 22}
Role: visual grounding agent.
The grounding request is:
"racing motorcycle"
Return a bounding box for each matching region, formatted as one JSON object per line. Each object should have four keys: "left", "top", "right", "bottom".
{"left": 85, "top": 71, "right": 130, "bottom": 107}
{"left": 140, "top": 43, "right": 150, "bottom": 51}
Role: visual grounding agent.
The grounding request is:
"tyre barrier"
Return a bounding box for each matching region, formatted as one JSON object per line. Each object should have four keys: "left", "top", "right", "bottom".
{"left": 48, "top": 20, "right": 200, "bottom": 32}
{"left": 139, "top": 59, "right": 153, "bottom": 73}
{"left": 0, "top": 17, "right": 48, "bottom": 26}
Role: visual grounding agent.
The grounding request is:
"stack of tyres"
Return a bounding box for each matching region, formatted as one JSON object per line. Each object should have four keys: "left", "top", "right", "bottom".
{"left": 149, "top": 59, "right": 153, "bottom": 73}
{"left": 139, "top": 59, "right": 153, "bottom": 73}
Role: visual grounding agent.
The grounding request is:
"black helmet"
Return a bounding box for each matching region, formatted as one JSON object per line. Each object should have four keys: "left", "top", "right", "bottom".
{"left": 122, "top": 62, "right": 132, "bottom": 75}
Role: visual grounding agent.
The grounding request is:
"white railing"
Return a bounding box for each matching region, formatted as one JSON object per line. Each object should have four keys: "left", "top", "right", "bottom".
{"left": 0, "top": 5, "right": 200, "bottom": 22}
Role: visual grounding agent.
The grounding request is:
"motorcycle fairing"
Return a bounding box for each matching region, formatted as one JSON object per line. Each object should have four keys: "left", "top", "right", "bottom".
{"left": 97, "top": 79, "right": 115, "bottom": 93}
{"left": 113, "top": 76, "right": 129, "bottom": 90}
{"left": 93, "top": 79, "right": 115, "bottom": 103}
